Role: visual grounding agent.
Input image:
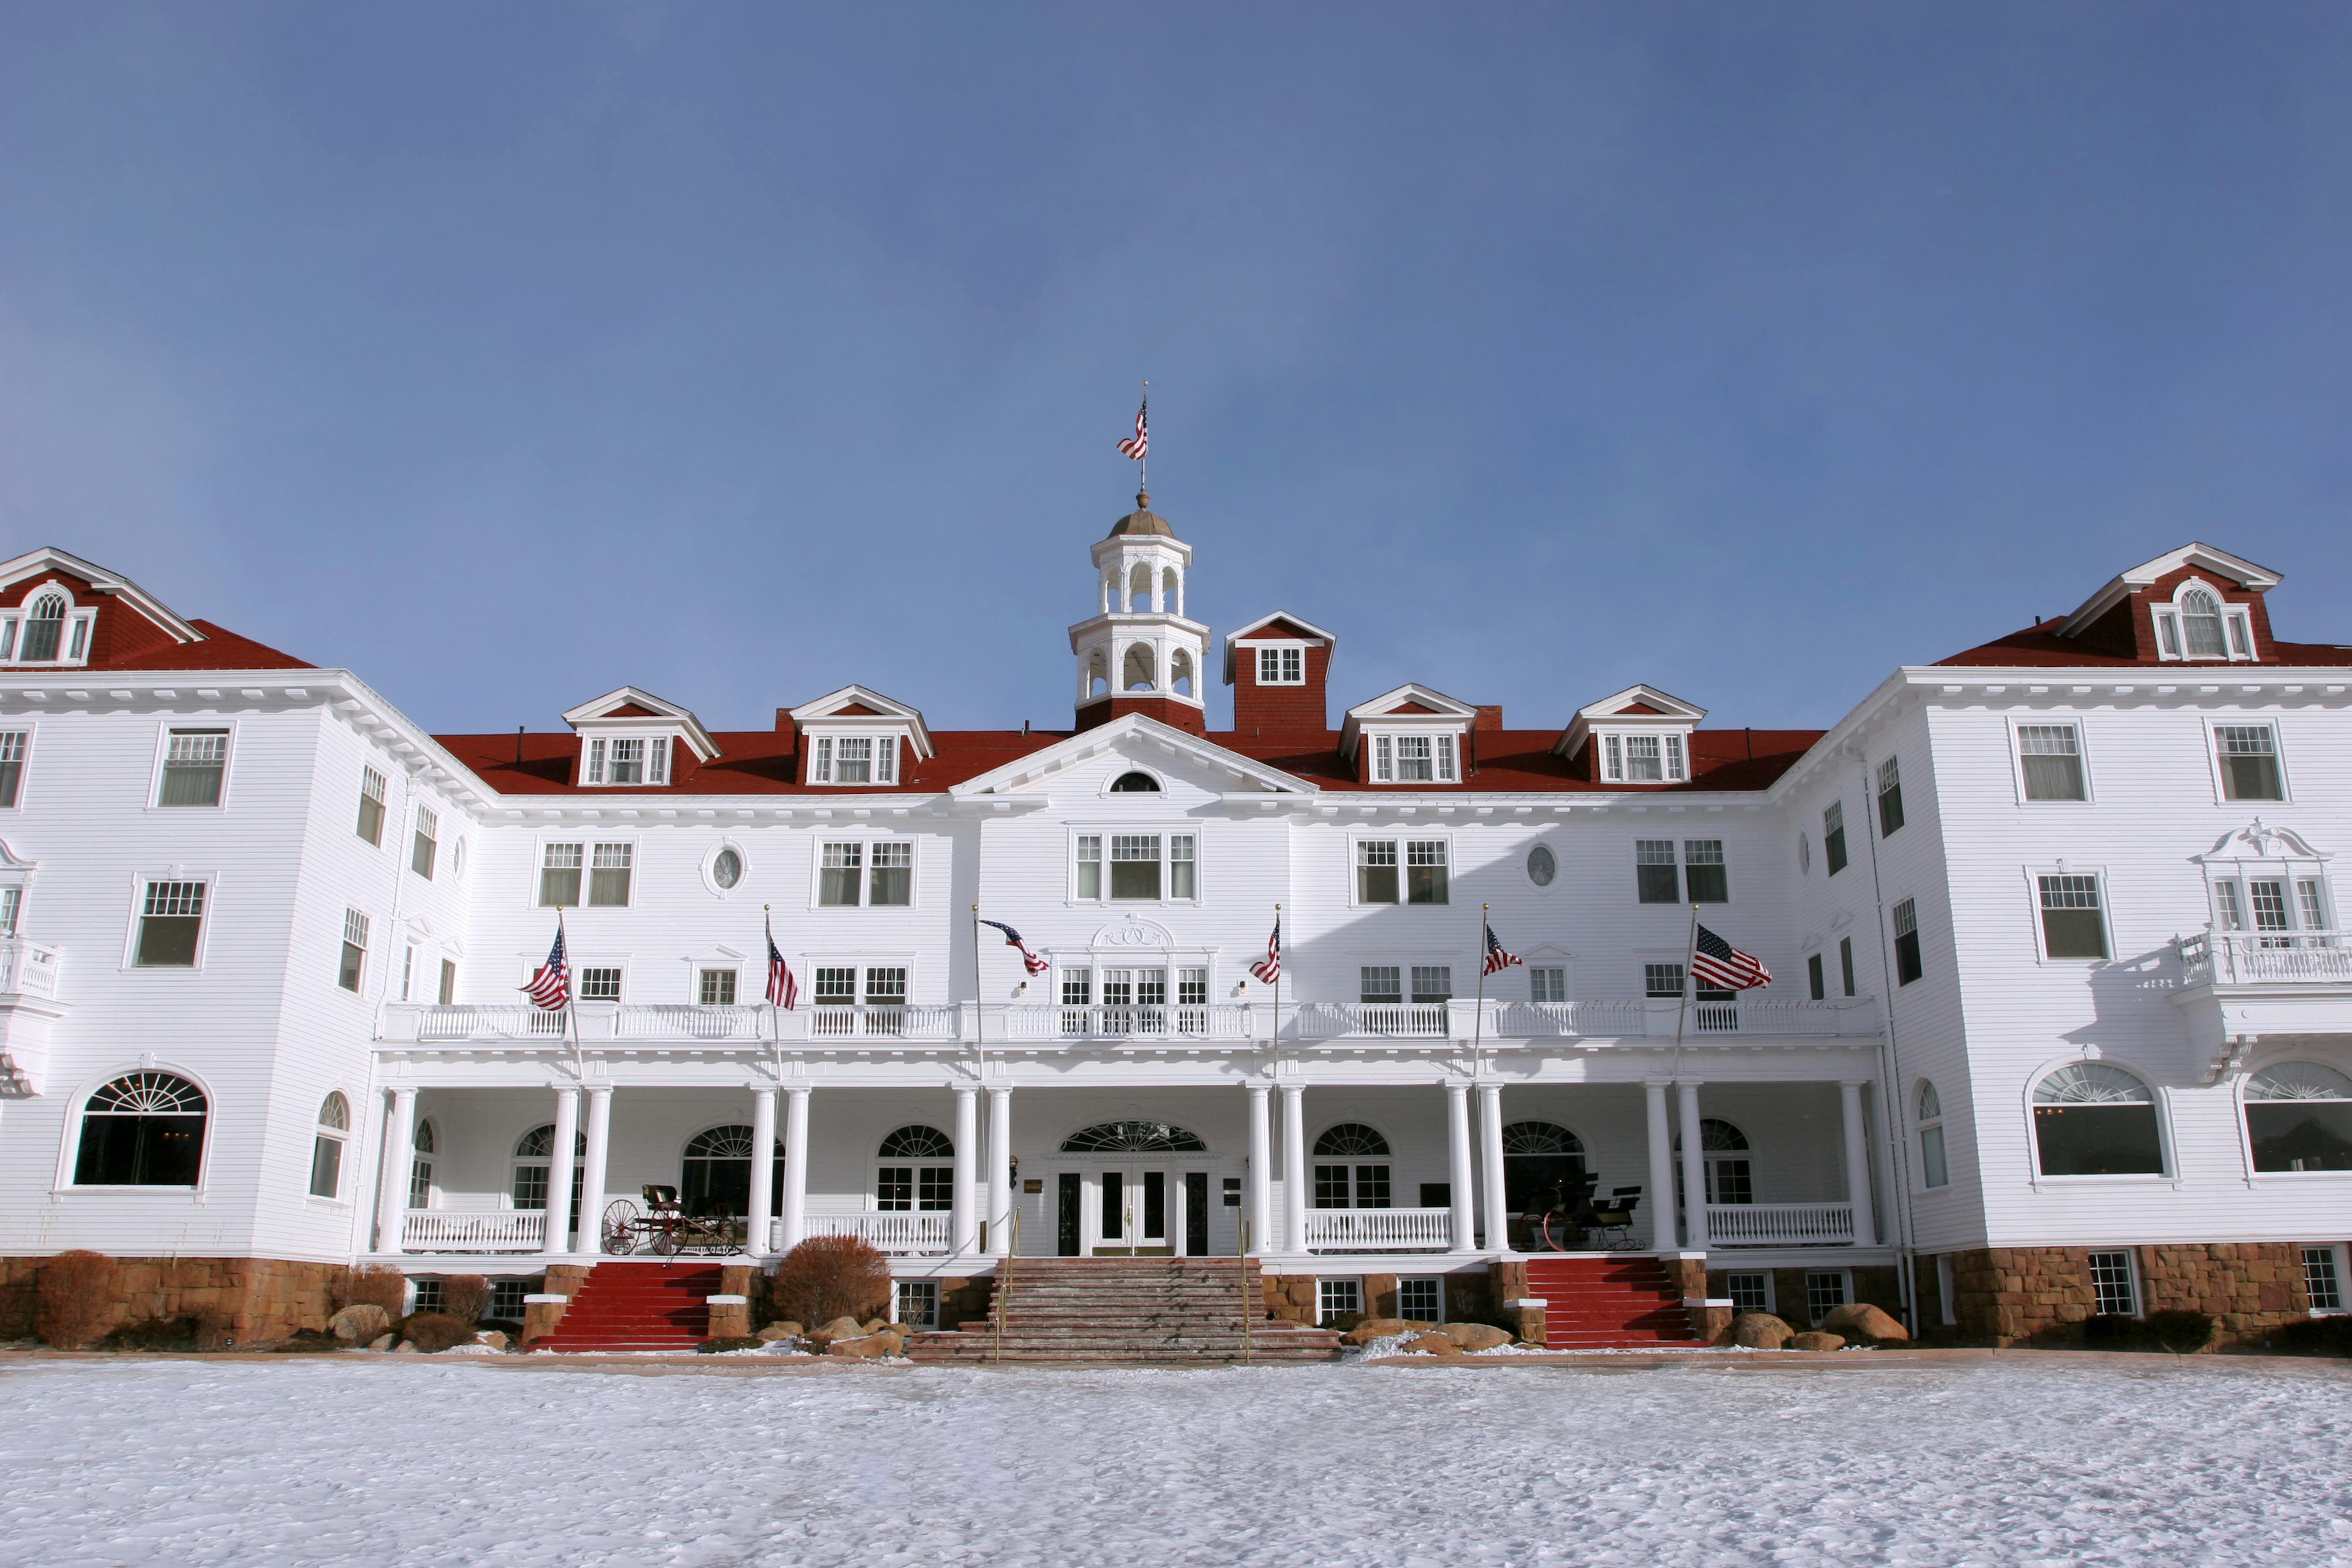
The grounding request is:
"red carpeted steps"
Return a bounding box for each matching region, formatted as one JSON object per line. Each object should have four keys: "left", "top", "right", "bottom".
{"left": 908, "top": 1257, "right": 1343, "bottom": 1363}
{"left": 537, "top": 1261, "right": 722, "bottom": 1352}
{"left": 1523, "top": 1256, "right": 1702, "bottom": 1349}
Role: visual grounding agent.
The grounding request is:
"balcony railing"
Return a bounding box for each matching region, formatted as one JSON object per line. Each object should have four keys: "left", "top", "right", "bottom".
{"left": 1704, "top": 1202, "right": 1856, "bottom": 1248}
{"left": 802, "top": 1004, "right": 962, "bottom": 1041}
{"left": 995, "top": 1003, "right": 1256, "bottom": 1041}
{"left": 1299, "top": 1207, "right": 1455, "bottom": 1252}
{"left": 401, "top": 1208, "right": 548, "bottom": 1253}
{"left": 2179, "top": 929, "right": 2352, "bottom": 986}
{"left": 794, "top": 1212, "right": 954, "bottom": 1256}
{"left": 0, "top": 938, "right": 62, "bottom": 1001}
{"left": 1295, "top": 1002, "right": 1451, "bottom": 1039}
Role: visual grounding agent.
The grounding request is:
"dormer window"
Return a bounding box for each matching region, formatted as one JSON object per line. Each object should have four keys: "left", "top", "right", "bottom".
{"left": 582, "top": 734, "right": 669, "bottom": 786}
{"left": 562, "top": 687, "right": 717, "bottom": 790}
{"left": 810, "top": 734, "right": 895, "bottom": 786}
{"left": 1600, "top": 731, "right": 1687, "bottom": 783}
{"left": 1257, "top": 646, "right": 1304, "bottom": 685}
{"left": 1373, "top": 733, "right": 1458, "bottom": 783}
{"left": 0, "top": 584, "right": 97, "bottom": 668}
{"left": 2150, "top": 581, "right": 2256, "bottom": 662}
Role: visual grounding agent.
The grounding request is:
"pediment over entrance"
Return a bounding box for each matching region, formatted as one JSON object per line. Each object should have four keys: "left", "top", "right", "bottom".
{"left": 1090, "top": 915, "right": 1176, "bottom": 948}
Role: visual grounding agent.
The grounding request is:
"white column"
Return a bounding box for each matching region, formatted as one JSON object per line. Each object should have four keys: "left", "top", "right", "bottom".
{"left": 1446, "top": 1080, "right": 1476, "bottom": 1253}
{"left": 1644, "top": 1080, "right": 1676, "bottom": 1251}
{"left": 1280, "top": 1084, "right": 1306, "bottom": 1254}
{"left": 1476, "top": 1082, "right": 1507, "bottom": 1254}
{"left": 579, "top": 1085, "right": 613, "bottom": 1258}
{"left": 780, "top": 1087, "right": 811, "bottom": 1253}
{"left": 1839, "top": 1080, "right": 1879, "bottom": 1248}
{"left": 987, "top": 1085, "right": 1014, "bottom": 1257}
{"left": 1676, "top": 1079, "right": 1709, "bottom": 1253}
{"left": 951, "top": 1086, "right": 980, "bottom": 1255}
{"left": 543, "top": 1086, "right": 581, "bottom": 1257}
{"left": 746, "top": 1086, "right": 777, "bottom": 1257}
{"left": 375, "top": 1087, "right": 417, "bottom": 1254}
{"left": 1246, "top": 1084, "right": 1272, "bottom": 1254}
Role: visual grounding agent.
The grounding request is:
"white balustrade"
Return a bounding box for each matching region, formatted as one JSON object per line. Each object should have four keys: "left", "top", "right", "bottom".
{"left": 2180, "top": 929, "right": 2352, "bottom": 986}
{"left": 1494, "top": 1000, "right": 1646, "bottom": 1037}
{"left": 0, "top": 938, "right": 62, "bottom": 1000}
{"left": 995, "top": 1003, "right": 1256, "bottom": 1041}
{"left": 1298, "top": 1207, "right": 1455, "bottom": 1251}
{"left": 1296, "top": 1002, "right": 1451, "bottom": 1039}
{"left": 799, "top": 1004, "right": 960, "bottom": 1041}
{"left": 1703, "top": 1202, "right": 1856, "bottom": 1247}
{"left": 614, "top": 1004, "right": 769, "bottom": 1042}
{"left": 401, "top": 1208, "right": 549, "bottom": 1253}
{"left": 802, "top": 1212, "right": 953, "bottom": 1255}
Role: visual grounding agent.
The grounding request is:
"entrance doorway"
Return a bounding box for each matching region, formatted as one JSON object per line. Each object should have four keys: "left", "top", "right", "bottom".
{"left": 1053, "top": 1120, "right": 1219, "bottom": 1257}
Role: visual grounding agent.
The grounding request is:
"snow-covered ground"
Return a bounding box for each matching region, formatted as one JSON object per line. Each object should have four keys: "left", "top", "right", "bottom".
{"left": 2, "top": 1354, "right": 2348, "bottom": 1567}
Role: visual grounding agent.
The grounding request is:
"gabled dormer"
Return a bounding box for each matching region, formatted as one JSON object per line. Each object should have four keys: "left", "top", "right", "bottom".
{"left": 1556, "top": 685, "right": 1707, "bottom": 785}
{"left": 0, "top": 548, "right": 203, "bottom": 669}
{"left": 789, "top": 686, "right": 933, "bottom": 788}
{"left": 1224, "top": 611, "right": 1336, "bottom": 741}
{"left": 562, "top": 688, "right": 720, "bottom": 788}
{"left": 2057, "top": 543, "right": 2280, "bottom": 665}
{"left": 1340, "top": 684, "right": 1478, "bottom": 785}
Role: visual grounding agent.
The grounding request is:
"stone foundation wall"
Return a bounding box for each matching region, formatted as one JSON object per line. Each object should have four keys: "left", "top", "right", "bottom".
{"left": 0, "top": 1255, "right": 350, "bottom": 1344}
{"left": 1950, "top": 1243, "right": 2316, "bottom": 1347}
{"left": 938, "top": 1276, "right": 993, "bottom": 1331}
{"left": 1258, "top": 1273, "right": 1317, "bottom": 1325}
{"left": 1703, "top": 1264, "right": 1902, "bottom": 1330}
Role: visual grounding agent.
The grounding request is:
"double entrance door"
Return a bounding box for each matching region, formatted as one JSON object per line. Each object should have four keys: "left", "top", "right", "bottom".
{"left": 1056, "top": 1167, "right": 1212, "bottom": 1256}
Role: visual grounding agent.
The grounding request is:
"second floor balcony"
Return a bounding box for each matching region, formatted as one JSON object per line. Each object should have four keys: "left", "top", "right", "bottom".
{"left": 2178, "top": 929, "right": 2352, "bottom": 987}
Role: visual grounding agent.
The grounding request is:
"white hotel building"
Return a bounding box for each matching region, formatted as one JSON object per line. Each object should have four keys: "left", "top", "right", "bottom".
{"left": 0, "top": 513, "right": 2346, "bottom": 1347}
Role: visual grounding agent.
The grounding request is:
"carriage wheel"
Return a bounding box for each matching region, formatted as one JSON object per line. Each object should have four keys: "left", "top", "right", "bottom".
{"left": 600, "top": 1199, "right": 641, "bottom": 1255}
{"left": 650, "top": 1218, "right": 680, "bottom": 1256}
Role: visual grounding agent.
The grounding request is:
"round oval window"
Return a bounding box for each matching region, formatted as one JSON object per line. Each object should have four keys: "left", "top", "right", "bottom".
{"left": 1526, "top": 845, "right": 1556, "bottom": 887}
{"left": 712, "top": 848, "right": 742, "bottom": 889}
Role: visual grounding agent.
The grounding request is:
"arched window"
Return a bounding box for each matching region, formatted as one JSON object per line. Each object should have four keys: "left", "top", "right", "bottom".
{"left": 1916, "top": 1081, "right": 1948, "bottom": 1189}
{"left": 1673, "top": 1118, "right": 1752, "bottom": 1205}
{"left": 2180, "top": 588, "right": 2226, "bottom": 659}
{"left": 1086, "top": 649, "right": 1109, "bottom": 699}
{"left": 2032, "top": 1063, "right": 2164, "bottom": 1175}
{"left": 680, "top": 1123, "right": 783, "bottom": 1218}
{"left": 878, "top": 1124, "right": 953, "bottom": 1212}
{"left": 1128, "top": 563, "right": 1153, "bottom": 611}
{"left": 2244, "top": 1061, "right": 2352, "bottom": 1173}
{"left": 512, "top": 1123, "right": 586, "bottom": 1211}
{"left": 1161, "top": 565, "right": 1181, "bottom": 617}
{"left": 309, "top": 1091, "right": 350, "bottom": 1199}
{"left": 1311, "top": 1123, "right": 1391, "bottom": 1210}
{"left": 1170, "top": 648, "right": 1194, "bottom": 698}
{"left": 1500, "top": 1120, "right": 1587, "bottom": 1215}
{"left": 410, "top": 1118, "right": 438, "bottom": 1208}
{"left": 20, "top": 592, "right": 66, "bottom": 663}
{"left": 74, "top": 1072, "right": 206, "bottom": 1186}
{"left": 1109, "top": 771, "right": 1161, "bottom": 793}
{"left": 1061, "top": 1121, "right": 1208, "bottom": 1153}
{"left": 1123, "top": 643, "right": 1156, "bottom": 692}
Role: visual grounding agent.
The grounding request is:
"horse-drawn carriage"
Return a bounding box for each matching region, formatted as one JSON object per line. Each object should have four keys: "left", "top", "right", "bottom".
{"left": 600, "top": 1184, "right": 743, "bottom": 1255}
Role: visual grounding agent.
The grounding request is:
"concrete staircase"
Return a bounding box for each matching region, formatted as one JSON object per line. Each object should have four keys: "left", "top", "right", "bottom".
{"left": 908, "top": 1257, "right": 1343, "bottom": 1363}
{"left": 1523, "top": 1256, "right": 1702, "bottom": 1348}
{"left": 537, "top": 1261, "right": 720, "bottom": 1352}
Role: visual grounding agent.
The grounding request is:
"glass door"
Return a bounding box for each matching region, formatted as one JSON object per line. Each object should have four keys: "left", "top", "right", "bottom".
{"left": 1096, "top": 1169, "right": 1172, "bottom": 1255}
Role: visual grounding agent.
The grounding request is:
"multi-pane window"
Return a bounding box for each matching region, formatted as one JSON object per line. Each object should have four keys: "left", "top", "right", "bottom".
{"left": 409, "top": 1120, "right": 436, "bottom": 1207}
{"left": 2018, "top": 725, "right": 2087, "bottom": 801}
{"left": 1372, "top": 733, "right": 1457, "bottom": 783}
{"left": 1074, "top": 835, "right": 1102, "bottom": 899}
{"left": 809, "top": 735, "right": 895, "bottom": 785}
{"left": 1529, "top": 967, "right": 1567, "bottom": 1003}
{"left": 820, "top": 842, "right": 863, "bottom": 906}
{"left": 0, "top": 730, "right": 27, "bottom": 809}
{"left": 136, "top": 880, "right": 206, "bottom": 967}
{"left": 1317, "top": 1278, "right": 1363, "bottom": 1325}
{"left": 1601, "top": 732, "right": 1687, "bottom": 784}
{"left": 1876, "top": 756, "right": 1905, "bottom": 837}
{"left": 1724, "top": 1272, "right": 1771, "bottom": 1313}
{"left": 1891, "top": 899, "right": 1923, "bottom": 985}
{"left": 438, "top": 959, "right": 457, "bottom": 1005}
{"left": 1410, "top": 965, "right": 1453, "bottom": 1003}
{"left": 1823, "top": 802, "right": 1849, "bottom": 875}
{"left": 1405, "top": 841, "right": 1448, "bottom": 904}
{"left": 1917, "top": 1081, "right": 1949, "bottom": 1189}
{"left": 355, "top": 766, "right": 386, "bottom": 845}
{"left": 410, "top": 806, "right": 439, "bottom": 880}
{"left": 896, "top": 1280, "right": 941, "bottom": 1329}
{"left": 2302, "top": 1247, "right": 2345, "bottom": 1314}
{"left": 309, "top": 1093, "right": 349, "bottom": 1199}
{"left": 1644, "top": 963, "right": 1685, "bottom": 999}
{"left": 2215, "top": 725, "right": 2283, "bottom": 801}
{"left": 2038, "top": 875, "right": 2108, "bottom": 960}
{"left": 337, "top": 909, "right": 368, "bottom": 993}
{"left": 699, "top": 968, "right": 738, "bottom": 1006}
{"left": 1396, "top": 1276, "right": 1443, "bottom": 1322}
{"left": 158, "top": 728, "right": 228, "bottom": 807}
{"left": 2299, "top": 879, "right": 2332, "bottom": 933}
{"left": 400, "top": 944, "right": 415, "bottom": 1001}
{"left": 1061, "top": 969, "right": 1092, "bottom": 1006}
{"left": 587, "top": 843, "right": 633, "bottom": 906}
{"left": 1359, "top": 966, "right": 1403, "bottom": 1005}
{"left": 538, "top": 844, "right": 584, "bottom": 907}
{"left": 1357, "top": 840, "right": 1398, "bottom": 903}
{"left": 1070, "top": 832, "right": 1193, "bottom": 902}
{"left": 1839, "top": 937, "right": 1856, "bottom": 997}
{"left": 869, "top": 841, "right": 913, "bottom": 906}
{"left": 582, "top": 735, "right": 669, "bottom": 786}
{"left": 1807, "top": 953, "right": 1825, "bottom": 1001}
{"left": 813, "top": 967, "right": 858, "bottom": 1006}
{"left": 1635, "top": 840, "right": 1679, "bottom": 904}
{"left": 578, "top": 967, "right": 622, "bottom": 1001}
{"left": 0, "top": 886, "right": 18, "bottom": 936}
{"left": 823, "top": 841, "right": 916, "bottom": 907}
{"left": 864, "top": 967, "right": 907, "bottom": 1007}
{"left": 1170, "top": 835, "right": 1195, "bottom": 899}
{"left": 2088, "top": 1250, "right": 2139, "bottom": 1317}
{"left": 1257, "top": 646, "right": 1305, "bottom": 684}
{"left": 2152, "top": 589, "right": 2254, "bottom": 663}
{"left": 1111, "top": 835, "right": 1160, "bottom": 900}
{"left": 1684, "top": 840, "right": 1727, "bottom": 903}
{"left": 2033, "top": 1063, "right": 2164, "bottom": 1176}
{"left": 1804, "top": 1271, "right": 1850, "bottom": 1323}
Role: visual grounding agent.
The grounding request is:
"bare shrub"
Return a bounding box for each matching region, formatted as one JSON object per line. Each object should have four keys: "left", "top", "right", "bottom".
{"left": 441, "top": 1274, "right": 489, "bottom": 1324}
{"left": 36, "top": 1251, "right": 118, "bottom": 1349}
{"left": 401, "top": 1312, "right": 475, "bottom": 1353}
{"left": 333, "top": 1264, "right": 409, "bottom": 1318}
{"left": 769, "top": 1235, "right": 891, "bottom": 1330}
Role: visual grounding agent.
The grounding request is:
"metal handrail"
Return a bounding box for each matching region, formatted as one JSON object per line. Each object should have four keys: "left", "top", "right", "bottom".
{"left": 1240, "top": 1219, "right": 1252, "bottom": 1363}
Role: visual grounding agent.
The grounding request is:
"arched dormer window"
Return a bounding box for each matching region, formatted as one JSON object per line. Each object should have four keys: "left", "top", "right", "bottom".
{"left": 309, "top": 1091, "right": 350, "bottom": 1199}
{"left": 1311, "top": 1123, "right": 1390, "bottom": 1209}
{"left": 1916, "top": 1081, "right": 1949, "bottom": 1188}
{"left": 2032, "top": 1062, "right": 2164, "bottom": 1175}
{"left": 21, "top": 594, "right": 65, "bottom": 663}
{"left": 2181, "top": 589, "right": 2226, "bottom": 658}
{"left": 2152, "top": 580, "right": 2256, "bottom": 663}
{"left": 1109, "top": 771, "right": 1160, "bottom": 793}
{"left": 2, "top": 586, "right": 94, "bottom": 666}
{"left": 2244, "top": 1061, "right": 2352, "bottom": 1173}
{"left": 75, "top": 1071, "right": 208, "bottom": 1186}
{"left": 877, "top": 1124, "right": 952, "bottom": 1212}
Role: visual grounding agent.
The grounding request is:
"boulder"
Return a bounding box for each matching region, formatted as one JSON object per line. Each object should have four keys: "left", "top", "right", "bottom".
{"left": 329, "top": 1303, "right": 391, "bottom": 1344}
{"left": 826, "top": 1330, "right": 904, "bottom": 1359}
{"left": 1789, "top": 1332, "right": 1845, "bottom": 1352}
{"left": 1343, "top": 1317, "right": 1415, "bottom": 1346}
{"left": 1819, "top": 1303, "right": 1910, "bottom": 1344}
{"left": 393, "top": 1340, "right": 420, "bottom": 1354}
{"left": 368, "top": 1333, "right": 396, "bottom": 1352}
{"left": 1441, "top": 1322, "right": 1513, "bottom": 1352}
{"left": 861, "top": 1318, "right": 889, "bottom": 1335}
{"left": 756, "top": 1321, "right": 804, "bottom": 1343}
{"left": 1732, "top": 1313, "right": 1793, "bottom": 1349}
{"left": 820, "top": 1316, "right": 867, "bottom": 1340}
{"left": 473, "top": 1330, "right": 508, "bottom": 1352}
{"left": 1405, "top": 1332, "right": 1463, "bottom": 1357}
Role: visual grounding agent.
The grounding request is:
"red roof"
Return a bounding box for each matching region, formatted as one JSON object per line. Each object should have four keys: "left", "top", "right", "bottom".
{"left": 87, "top": 619, "right": 313, "bottom": 672}
{"left": 1937, "top": 623, "right": 2352, "bottom": 669}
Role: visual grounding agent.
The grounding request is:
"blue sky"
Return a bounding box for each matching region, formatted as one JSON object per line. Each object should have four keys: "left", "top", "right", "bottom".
{"left": 1, "top": 5, "right": 2346, "bottom": 737}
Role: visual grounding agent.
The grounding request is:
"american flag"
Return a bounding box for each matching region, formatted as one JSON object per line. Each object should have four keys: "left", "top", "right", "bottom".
{"left": 1117, "top": 394, "right": 1148, "bottom": 461}
{"left": 766, "top": 916, "right": 798, "bottom": 1009}
{"left": 980, "top": 918, "right": 1051, "bottom": 976}
{"left": 1249, "top": 916, "right": 1281, "bottom": 984}
{"left": 1692, "top": 924, "right": 1772, "bottom": 990}
{"left": 1482, "top": 920, "right": 1521, "bottom": 977}
{"left": 521, "top": 924, "right": 569, "bottom": 1011}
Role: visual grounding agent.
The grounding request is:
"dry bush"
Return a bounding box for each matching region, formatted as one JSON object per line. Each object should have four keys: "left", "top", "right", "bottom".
{"left": 333, "top": 1264, "right": 409, "bottom": 1317}
{"left": 441, "top": 1275, "right": 489, "bottom": 1324}
{"left": 401, "top": 1312, "right": 475, "bottom": 1353}
{"left": 36, "top": 1251, "right": 119, "bottom": 1349}
{"left": 769, "top": 1235, "right": 892, "bottom": 1330}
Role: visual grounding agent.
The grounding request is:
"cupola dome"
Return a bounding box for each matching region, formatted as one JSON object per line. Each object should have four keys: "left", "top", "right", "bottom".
{"left": 1106, "top": 491, "right": 1175, "bottom": 539}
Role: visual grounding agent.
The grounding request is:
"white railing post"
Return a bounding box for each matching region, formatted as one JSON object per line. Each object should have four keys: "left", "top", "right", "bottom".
{"left": 951, "top": 1086, "right": 979, "bottom": 1256}
{"left": 1644, "top": 1080, "right": 1676, "bottom": 1250}
{"left": 1839, "top": 1080, "right": 1877, "bottom": 1248}
{"left": 781, "top": 1086, "right": 810, "bottom": 1253}
{"left": 375, "top": 1086, "right": 417, "bottom": 1253}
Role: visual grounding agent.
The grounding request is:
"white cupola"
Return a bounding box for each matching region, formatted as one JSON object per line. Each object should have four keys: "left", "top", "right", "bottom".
{"left": 1068, "top": 489, "right": 1212, "bottom": 734}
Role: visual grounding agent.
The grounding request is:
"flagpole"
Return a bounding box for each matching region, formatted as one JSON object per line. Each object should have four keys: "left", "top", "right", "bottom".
{"left": 764, "top": 907, "right": 777, "bottom": 1047}
{"left": 1139, "top": 381, "right": 1148, "bottom": 492}
{"left": 1474, "top": 903, "right": 1488, "bottom": 1065}
{"left": 1673, "top": 904, "right": 1699, "bottom": 1049}
{"left": 970, "top": 903, "right": 986, "bottom": 1051}
{"left": 1271, "top": 902, "right": 1281, "bottom": 1050}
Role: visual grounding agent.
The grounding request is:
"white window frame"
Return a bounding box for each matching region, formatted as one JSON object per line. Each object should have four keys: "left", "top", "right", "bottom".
{"left": 0, "top": 724, "right": 36, "bottom": 812}
{"left": 2007, "top": 717, "right": 2095, "bottom": 806}
{"left": 1395, "top": 1275, "right": 1446, "bottom": 1324}
{"left": 1349, "top": 833, "right": 1451, "bottom": 908}
{"left": 309, "top": 1091, "right": 352, "bottom": 1204}
{"left": 703, "top": 840, "right": 750, "bottom": 899}
{"left": 2204, "top": 717, "right": 2292, "bottom": 806}
{"left": 2302, "top": 1243, "right": 2350, "bottom": 1316}
{"left": 2149, "top": 578, "right": 2257, "bottom": 663}
{"left": 1596, "top": 728, "right": 1689, "bottom": 785}
{"left": 410, "top": 805, "right": 439, "bottom": 881}
{"left": 1068, "top": 827, "right": 1197, "bottom": 906}
{"left": 805, "top": 729, "right": 901, "bottom": 786}
{"left": 121, "top": 871, "right": 219, "bottom": 972}
{"left": 1802, "top": 1269, "right": 1852, "bottom": 1324}
{"left": 535, "top": 840, "right": 586, "bottom": 909}
{"left": 2022, "top": 1054, "right": 2179, "bottom": 1189}
{"left": 575, "top": 962, "right": 627, "bottom": 1004}
{"left": 1915, "top": 1079, "right": 1950, "bottom": 1191}
{"left": 1722, "top": 1270, "right": 1776, "bottom": 1315}
{"left": 53, "top": 1061, "right": 218, "bottom": 1197}
{"left": 812, "top": 834, "right": 920, "bottom": 910}
{"left": 2022, "top": 864, "right": 2113, "bottom": 965}
{"left": 1254, "top": 643, "right": 1307, "bottom": 685}
{"left": 1317, "top": 1277, "right": 1364, "bottom": 1325}
{"left": 586, "top": 840, "right": 636, "bottom": 908}
{"left": 337, "top": 907, "right": 369, "bottom": 994}
{"left": 147, "top": 720, "right": 237, "bottom": 812}
{"left": 2086, "top": 1249, "right": 2141, "bottom": 1316}
{"left": 1365, "top": 727, "right": 1461, "bottom": 785}
{"left": 579, "top": 729, "right": 674, "bottom": 788}
{"left": 0, "top": 581, "right": 99, "bottom": 669}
